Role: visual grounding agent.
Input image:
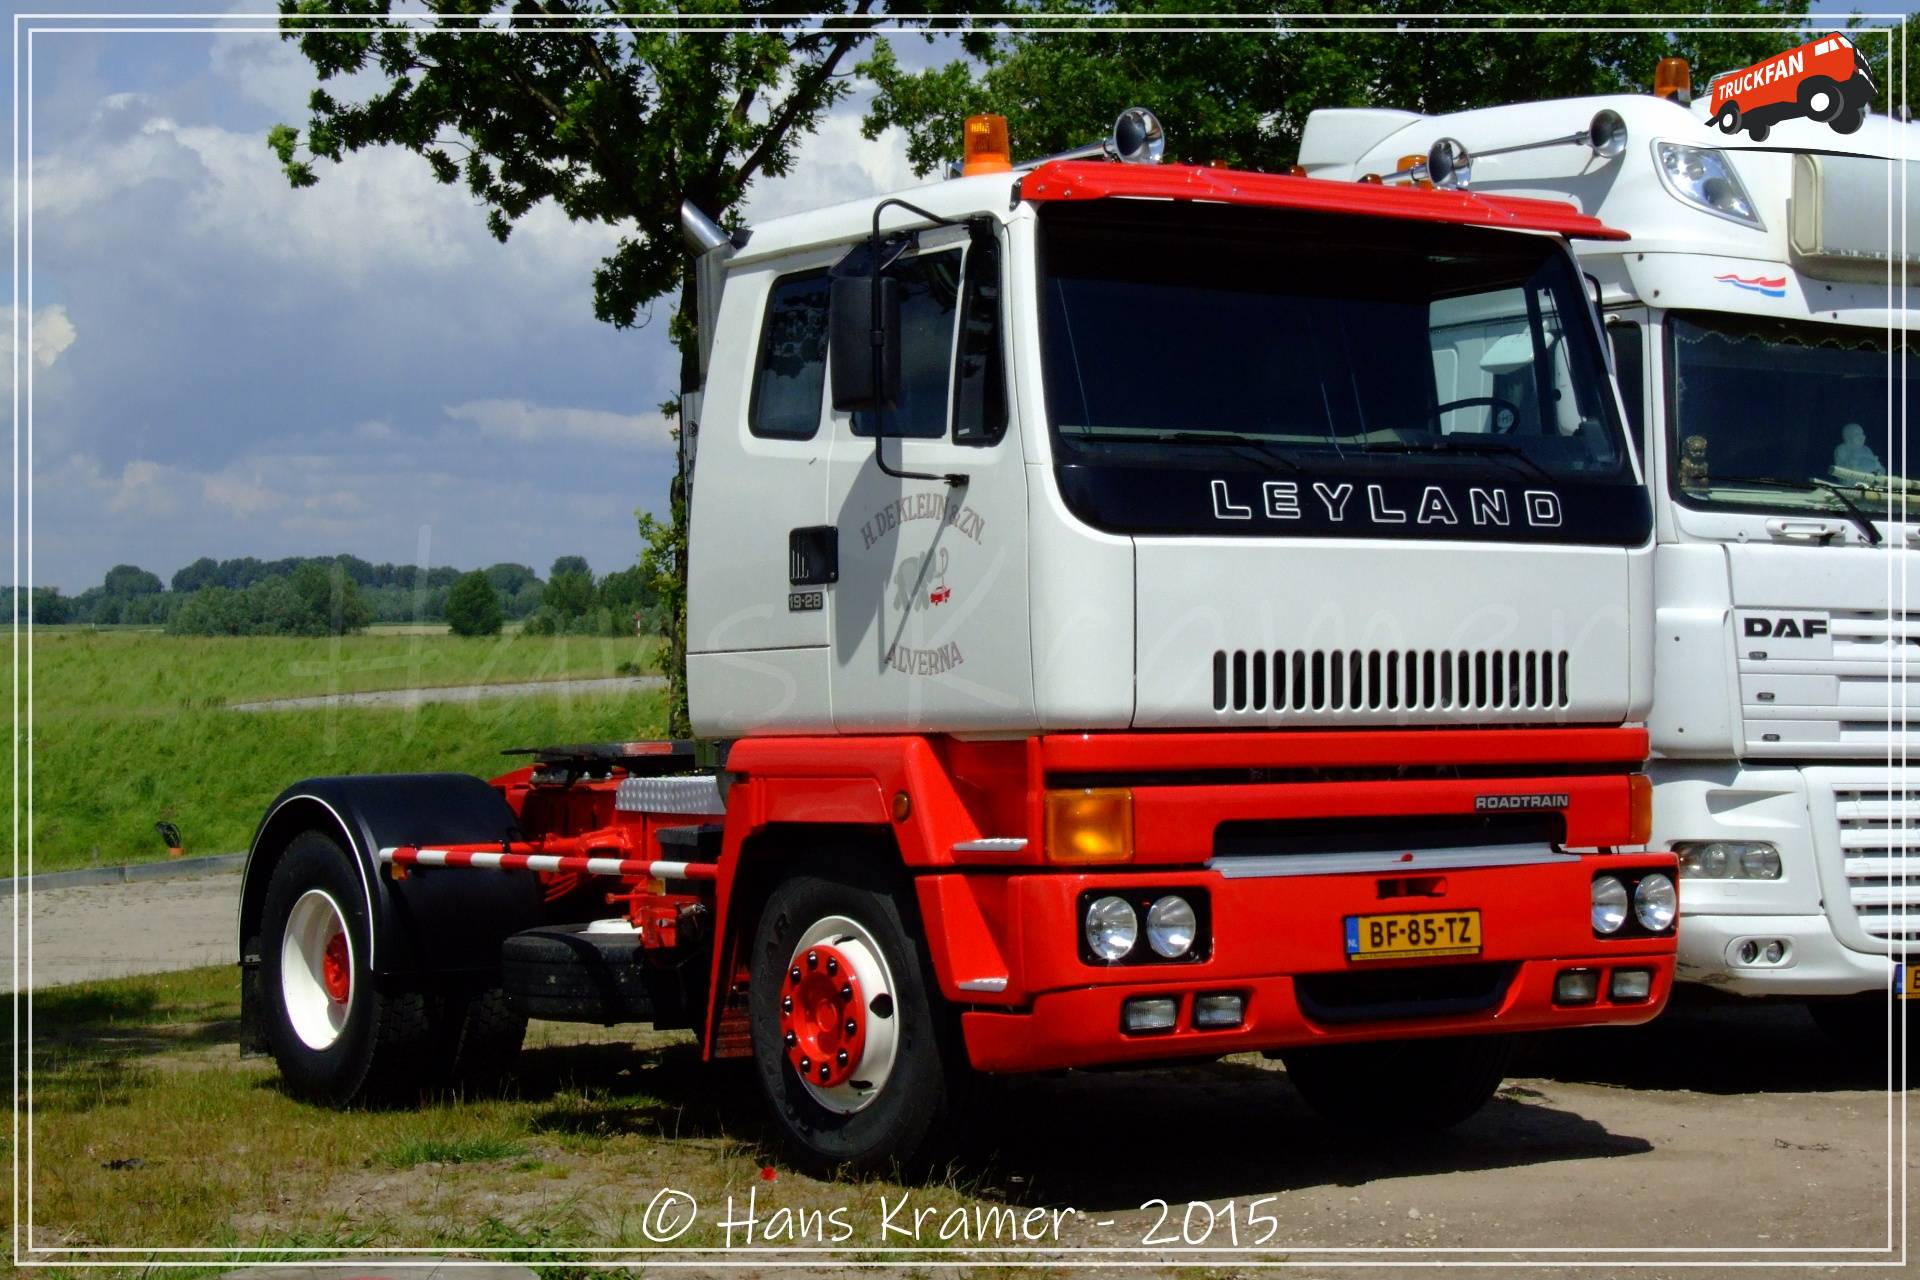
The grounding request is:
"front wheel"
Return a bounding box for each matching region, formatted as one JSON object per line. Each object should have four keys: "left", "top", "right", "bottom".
{"left": 749, "top": 867, "right": 966, "bottom": 1175}
{"left": 1829, "top": 97, "right": 1868, "bottom": 135}
{"left": 1798, "top": 75, "right": 1844, "bottom": 122}
{"left": 1283, "top": 1034, "right": 1515, "bottom": 1132}
{"left": 260, "top": 830, "right": 436, "bottom": 1103}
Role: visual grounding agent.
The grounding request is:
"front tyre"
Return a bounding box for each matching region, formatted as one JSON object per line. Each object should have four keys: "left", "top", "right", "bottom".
{"left": 260, "top": 830, "right": 435, "bottom": 1104}
{"left": 749, "top": 868, "right": 965, "bottom": 1175}
{"left": 1283, "top": 1034, "right": 1515, "bottom": 1132}
{"left": 1798, "top": 75, "right": 1844, "bottom": 122}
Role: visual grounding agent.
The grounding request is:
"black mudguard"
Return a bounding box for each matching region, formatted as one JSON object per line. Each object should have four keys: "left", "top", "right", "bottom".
{"left": 238, "top": 773, "right": 545, "bottom": 981}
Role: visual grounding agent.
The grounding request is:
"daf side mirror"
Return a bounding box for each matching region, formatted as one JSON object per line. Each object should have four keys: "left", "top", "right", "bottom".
{"left": 830, "top": 274, "right": 901, "bottom": 416}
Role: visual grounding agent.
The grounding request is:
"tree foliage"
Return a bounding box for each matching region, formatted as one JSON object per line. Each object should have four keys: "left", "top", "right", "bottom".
{"left": 863, "top": 2, "right": 1815, "bottom": 177}
{"left": 446, "top": 570, "right": 506, "bottom": 636}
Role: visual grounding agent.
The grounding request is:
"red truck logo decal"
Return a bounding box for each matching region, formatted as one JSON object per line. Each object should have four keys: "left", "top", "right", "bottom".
{"left": 1709, "top": 32, "right": 1875, "bottom": 141}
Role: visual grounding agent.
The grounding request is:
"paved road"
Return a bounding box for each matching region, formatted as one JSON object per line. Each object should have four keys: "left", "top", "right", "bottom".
{"left": 9, "top": 871, "right": 237, "bottom": 991}
{"left": 229, "top": 675, "right": 663, "bottom": 712}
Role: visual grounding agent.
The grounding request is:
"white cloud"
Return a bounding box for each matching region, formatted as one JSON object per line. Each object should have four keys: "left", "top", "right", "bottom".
{"left": 443, "top": 397, "right": 675, "bottom": 449}
{"left": 0, "top": 304, "right": 79, "bottom": 392}
{"left": 742, "top": 110, "right": 926, "bottom": 223}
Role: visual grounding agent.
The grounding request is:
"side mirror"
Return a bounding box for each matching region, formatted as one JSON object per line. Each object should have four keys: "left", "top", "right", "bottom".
{"left": 830, "top": 274, "right": 901, "bottom": 414}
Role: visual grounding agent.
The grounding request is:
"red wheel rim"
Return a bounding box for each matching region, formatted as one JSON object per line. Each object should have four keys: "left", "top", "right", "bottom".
{"left": 321, "top": 930, "right": 351, "bottom": 1004}
{"left": 781, "top": 943, "right": 865, "bottom": 1088}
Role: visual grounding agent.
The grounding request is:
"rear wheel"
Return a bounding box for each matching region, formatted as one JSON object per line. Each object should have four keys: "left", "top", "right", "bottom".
{"left": 1798, "top": 75, "right": 1843, "bottom": 122}
{"left": 1830, "top": 97, "right": 1868, "bottom": 135}
{"left": 442, "top": 986, "right": 527, "bottom": 1091}
{"left": 749, "top": 867, "right": 965, "bottom": 1175}
{"left": 261, "top": 831, "right": 435, "bottom": 1104}
{"left": 1747, "top": 121, "right": 1771, "bottom": 143}
{"left": 1716, "top": 102, "right": 1741, "bottom": 135}
{"left": 1283, "top": 1034, "right": 1515, "bottom": 1131}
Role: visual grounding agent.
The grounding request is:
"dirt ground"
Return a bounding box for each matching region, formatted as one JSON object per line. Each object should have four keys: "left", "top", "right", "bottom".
{"left": 17, "top": 870, "right": 1915, "bottom": 1275}
{"left": 10, "top": 872, "right": 237, "bottom": 990}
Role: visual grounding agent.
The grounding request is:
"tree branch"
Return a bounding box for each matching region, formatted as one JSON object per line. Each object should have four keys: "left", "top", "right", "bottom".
{"left": 726, "top": 0, "right": 876, "bottom": 189}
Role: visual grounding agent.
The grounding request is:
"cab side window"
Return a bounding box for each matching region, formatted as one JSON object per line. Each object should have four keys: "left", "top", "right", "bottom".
{"left": 750, "top": 270, "right": 831, "bottom": 440}
{"left": 1607, "top": 320, "right": 1647, "bottom": 464}
{"left": 853, "top": 249, "right": 963, "bottom": 439}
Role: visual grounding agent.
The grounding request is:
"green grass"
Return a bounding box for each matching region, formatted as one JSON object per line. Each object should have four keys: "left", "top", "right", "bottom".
{"left": 25, "top": 629, "right": 668, "bottom": 873}
{"left": 24, "top": 967, "right": 1048, "bottom": 1272}
{"left": 33, "top": 628, "right": 662, "bottom": 709}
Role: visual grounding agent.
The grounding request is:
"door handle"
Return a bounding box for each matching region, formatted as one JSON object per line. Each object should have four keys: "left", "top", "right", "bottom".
{"left": 1765, "top": 517, "right": 1845, "bottom": 543}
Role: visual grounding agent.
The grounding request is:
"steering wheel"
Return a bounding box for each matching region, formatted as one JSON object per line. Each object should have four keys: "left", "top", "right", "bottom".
{"left": 1428, "top": 396, "right": 1523, "bottom": 435}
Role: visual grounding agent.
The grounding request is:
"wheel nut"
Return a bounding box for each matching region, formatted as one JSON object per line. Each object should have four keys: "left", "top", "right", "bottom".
{"left": 826, "top": 956, "right": 839, "bottom": 975}
{"left": 844, "top": 1018, "right": 857, "bottom": 1036}
{"left": 807, "top": 950, "right": 818, "bottom": 968}
{"left": 839, "top": 983, "right": 853, "bottom": 1001}
{"left": 800, "top": 1056, "right": 811, "bottom": 1073}
{"left": 785, "top": 1030, "right": 797, "bottom": 1047}
{"left": 789, "top": 966, "right": 802, "bottom": 983}
{"left": 837, "top": 1049, "right": 849, "bottom": 1066}
{"left": 782, "top": 996, "right": 792, "bottom": 1014}
{"left": 819, "top": 1063, "right": 831, "bottom": 1082}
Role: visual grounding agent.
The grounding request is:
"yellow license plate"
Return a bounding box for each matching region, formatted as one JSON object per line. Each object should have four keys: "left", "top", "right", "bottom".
{"left": 1344, "top": 910, "right": 1482, "bottom": 962}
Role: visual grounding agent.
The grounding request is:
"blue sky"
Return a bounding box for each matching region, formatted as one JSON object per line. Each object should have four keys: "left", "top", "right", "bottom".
{"left": 15, "top": 6, "right": 1893, "bottom": 592}
{"left": 20, "top": 10, "right": 936, "bottom": 592}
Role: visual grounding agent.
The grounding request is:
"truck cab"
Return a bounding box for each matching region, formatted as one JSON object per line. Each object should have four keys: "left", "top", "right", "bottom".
{"left": 1300, "top": 80, "right": 1917, "bottom": 1034}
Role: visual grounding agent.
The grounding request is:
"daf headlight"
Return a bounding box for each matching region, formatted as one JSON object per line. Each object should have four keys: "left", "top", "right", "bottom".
{"left": 1654, "top": 142, "right": 1763, "bottom": 229}
{"left": 1675, "top": 840, "right": 1781, "bottom": 881}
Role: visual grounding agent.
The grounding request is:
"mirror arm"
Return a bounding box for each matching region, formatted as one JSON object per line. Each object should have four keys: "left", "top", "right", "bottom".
{"left": 867, "top": 198, "right": 973, "bottom": 489}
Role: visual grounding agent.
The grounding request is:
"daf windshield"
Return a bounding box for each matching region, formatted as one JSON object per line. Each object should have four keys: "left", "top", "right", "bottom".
{"left": 1668, "top": 313, "right": 1915, "bottom": 522}
{"left": 1038, "top": 202, "right": 1645, "bottom": 543}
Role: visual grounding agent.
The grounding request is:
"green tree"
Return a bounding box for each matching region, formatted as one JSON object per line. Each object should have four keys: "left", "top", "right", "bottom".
{"left": 269, "top": 2, "right": 990, "bottom": 735}
{"left": 170, "top": 556, "right": 221, "bottom": 594}
{"left": 863, "top": 2, "right": 1813, "bottom": 177}
{"left": 549, "top": 555, "right": 592, "bottom": 581}
{"left": 446, "top": 570, "right": 505, "bottom": 636}
{"left": 102, "top": 564, "right": 164, "bottom": 598}
{"left": 543, "top": 567, "right": 595, "bottom": 620}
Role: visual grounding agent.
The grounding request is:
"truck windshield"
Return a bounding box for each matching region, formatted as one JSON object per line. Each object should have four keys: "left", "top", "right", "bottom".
{"left": 1668, "top": 312, "right": 1916, "bottom": 520}
{"left": 1038, "top": 201, "right": 1645, "bottom": 542}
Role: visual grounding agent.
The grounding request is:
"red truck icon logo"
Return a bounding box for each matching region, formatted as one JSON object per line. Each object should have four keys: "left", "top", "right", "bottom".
{"left": 1709, "top": 32, "right": 1875, "bottom": 141}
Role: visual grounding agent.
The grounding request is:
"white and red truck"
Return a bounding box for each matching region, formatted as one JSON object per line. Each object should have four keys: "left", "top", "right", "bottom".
{"left": 239, "top": 110, "right": 1679, "bottom": 1172}
{"left": 1300, "top": 60, "right": 1914, "bottom": 1048}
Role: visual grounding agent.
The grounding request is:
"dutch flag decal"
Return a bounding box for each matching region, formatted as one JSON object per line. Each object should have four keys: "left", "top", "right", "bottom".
{"left": 1714, "top": 273, "right": 1788, "bottom": 298}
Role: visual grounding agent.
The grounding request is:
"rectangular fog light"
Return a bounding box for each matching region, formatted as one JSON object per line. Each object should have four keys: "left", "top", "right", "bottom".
{"left": 1193, "top": 993, "right": 1245, "bottom": 1029}
{"left": 1554, "top": 968, "right": 1599, "bottom": 1005}
{"left": 1610, "top": 968, "right": 1653, "bottom": 1002}
{"left": 1122, "top": 996, "right": 1179, "bottom": 1034}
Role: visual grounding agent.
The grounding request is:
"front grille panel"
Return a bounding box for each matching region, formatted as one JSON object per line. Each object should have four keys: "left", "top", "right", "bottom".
{"left": 1836, "top": 786, "right": 1920, "bottom": 945}
{"left": 1212, "top": 648, "right": 1570, "bottom": 715}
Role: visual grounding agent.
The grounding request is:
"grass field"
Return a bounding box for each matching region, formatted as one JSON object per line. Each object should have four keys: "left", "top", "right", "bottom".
{"left": 27, "top": 630, "right": 666, "bottom": 873}
{"left": 24, "top": 966, "right": 1069, "bottom": 1274}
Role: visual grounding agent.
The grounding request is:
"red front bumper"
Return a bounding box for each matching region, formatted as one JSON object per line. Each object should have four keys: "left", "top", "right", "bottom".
{"left": 939, "top": 853, "right": 1676, "bottom": 1074}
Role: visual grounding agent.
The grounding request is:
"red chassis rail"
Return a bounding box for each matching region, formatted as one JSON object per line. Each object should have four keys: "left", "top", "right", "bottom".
{"left": 437, "top": 727, "right": 1673, "bottom": 1073}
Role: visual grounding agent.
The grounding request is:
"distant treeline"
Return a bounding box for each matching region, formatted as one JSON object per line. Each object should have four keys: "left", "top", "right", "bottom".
{"left": 23, "top": 554, "right": 659, "bottom": 638}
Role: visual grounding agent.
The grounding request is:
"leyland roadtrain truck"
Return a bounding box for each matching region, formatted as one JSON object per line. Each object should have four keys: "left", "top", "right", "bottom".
{"left": 238, "top": 110, "right": 1678, "bottom": 1172}
{"left": 1300, "top": 59, "right": 1914, "bottom": 1045}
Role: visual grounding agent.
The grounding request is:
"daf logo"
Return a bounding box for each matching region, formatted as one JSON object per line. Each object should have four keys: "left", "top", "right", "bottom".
{"left": 1743, "top": 616, "right": 1829, "bottom": 639}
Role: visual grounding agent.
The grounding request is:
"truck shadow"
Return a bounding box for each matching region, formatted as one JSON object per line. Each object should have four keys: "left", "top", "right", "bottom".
{"left": 962, "top": 1057, "right": 1650, "bottom": 1210}
{"left": 1520, "top": 995, "right": 1897, "bottom": 1095}
{"left": 502, "top": 1039, "right": 1648, "bottom": 1208}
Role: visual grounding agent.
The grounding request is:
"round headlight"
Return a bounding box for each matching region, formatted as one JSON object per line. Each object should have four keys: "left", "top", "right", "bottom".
{"left": 1145, "top": 896, "right": 1197, "bottom": 959}
{"left": 1085, "top": 895, "right": 1138, "bottom": 961}
{"left": 1680, "top": 842, "right": 1732, "bottom": 878}
{"left": 1634, "top": 873, "right": 1678, "bottom": 932}
{"left": 1591, "top": 876, "right": 1628, "bottom": 934}
{"left": 1740, "top": 844, "right": 1782, "bottom": 880}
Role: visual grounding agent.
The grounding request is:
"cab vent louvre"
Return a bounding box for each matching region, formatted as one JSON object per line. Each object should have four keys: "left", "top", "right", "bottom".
{"left": 1211, "top": 648, "right": 1570, "bottom": 714}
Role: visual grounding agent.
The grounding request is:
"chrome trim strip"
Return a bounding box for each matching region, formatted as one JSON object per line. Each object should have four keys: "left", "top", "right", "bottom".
{"left": 953, "top": 837, "right": 1030, "bottom": 853}
{"left": 1208, "top": 843, "right": 1572, "bottom": 879}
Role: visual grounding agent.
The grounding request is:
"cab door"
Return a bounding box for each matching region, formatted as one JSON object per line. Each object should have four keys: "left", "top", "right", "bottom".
{"left": 825, "top": 222, "right": 1035, "bottom": 732}
{"left": 685, "top": 253, "right": 838, "bottom": 735}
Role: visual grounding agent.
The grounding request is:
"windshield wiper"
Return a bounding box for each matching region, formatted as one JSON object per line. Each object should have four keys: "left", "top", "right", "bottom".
{"left": 1698, "top": 474, "right": 1885, "bottom": 546}
{"left": 1365, "top": 436, "right": 1556, "bottom": 486}
{"left": 1077, "top": 429, "right": 1304, "bottom": 474}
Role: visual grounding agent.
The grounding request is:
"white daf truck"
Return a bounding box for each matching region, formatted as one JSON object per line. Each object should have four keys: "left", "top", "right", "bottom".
{"left": 1300, "top": 70, "right": 1915, "bottom": 1045}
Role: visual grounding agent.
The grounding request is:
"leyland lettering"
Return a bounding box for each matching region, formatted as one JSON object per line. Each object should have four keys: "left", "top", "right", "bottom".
{"left": 1209, "top": 478, "right": 1562, "bottom": 528}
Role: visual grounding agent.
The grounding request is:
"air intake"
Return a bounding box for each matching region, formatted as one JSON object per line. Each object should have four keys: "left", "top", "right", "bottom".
{"left": 1210, "top": 648, "right": 1571, "bottom": 715}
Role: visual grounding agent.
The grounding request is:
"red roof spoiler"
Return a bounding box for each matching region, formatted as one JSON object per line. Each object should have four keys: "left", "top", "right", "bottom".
{"left": 1017, "top": 160, "right": 1630, "bottom": 242}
